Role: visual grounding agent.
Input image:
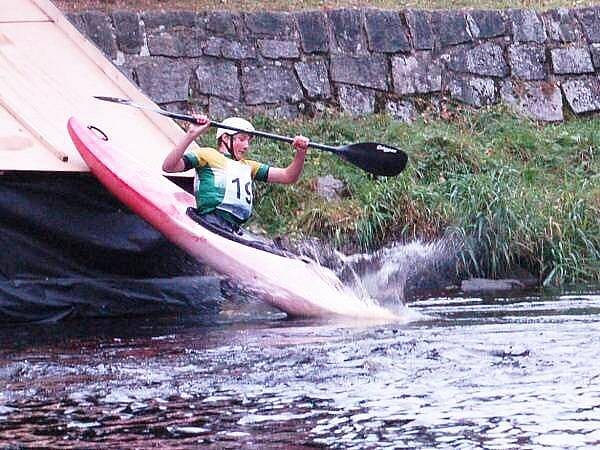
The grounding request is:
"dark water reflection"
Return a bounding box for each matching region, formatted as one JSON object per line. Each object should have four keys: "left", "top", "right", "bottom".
{"left": 1, "top": 286, "right": 599, "bottom": 449}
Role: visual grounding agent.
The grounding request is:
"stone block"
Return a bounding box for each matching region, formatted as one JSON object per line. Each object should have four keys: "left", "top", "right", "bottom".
{"left": 112, "top": 11, "right": 142, "bottom": 54}
{"left": 575, "top": 7, "right": 600, "bottom": 43}
{"left": 338, "top": 85, "right": 375, "bottom": 117}
{"left": 241, "top": 65, "right": 303, "bottom": 105}
{"left": 508, "top": 9, "right": 547, "bottom": 43}
{"left": 365, "top": 10, "right": 410, "bottom": 53}
{"left": 543, "top": 8, "right": 583, "bottom": 43}
{"left": 385, "top": 99, "right": 416, "bottom": 123}
{"left": 434, "top": 11, "right": 472, "bottom": 47}
{"left": 330, "top": 55, "right": 388, "bottom": 90}
{"left": 449, "top": 76, "right": 496, "bottom": 107}
{"left": 80, "top": 11, "right": 117, "bottom": 59}
{"left": 203, "top": 37, "right": 256, "bottom": 59}
{"left": 244, "top": 12, "right": 295, "bottom": 38}
{"left": 561, "top": 76, "right": 600, "bottom": 113}
{"left": 66, "top": 13, "right": 86, "bottom": 35}
{"left": 258, "top": 40, "right": 300, "bottom": 59}
{"left": 551, "top": 47, "right": 594, "bottom": 74}
{"left": 206, "top": 11, "right": 241, "bottom": 38}
{"left": 195, "top": 58, "right": 241, "bottom": 101}
{"left": 142, "top": 11, "right": 199, "bottom": 30}
{"left": 135, "top": 59, "right": 191, "bottom": 104}
{"left": 405, "top": 9, "right": 434, "bottom": 50}
{"left": 500, "top": 80, "right": 563, "bottom": 121}
{"left": 147, "top": 29, "right": 203, "bottom": 57}
{"left": 508, "top": 44, "right": 546, "bottom": 80}
{"left": 392, "top": 52, "right": 442, "bottom": 95}
{"left": 263, "top": 104, "right": 301, "bottom": 120}
{"left": 208, "top": 97, "right": 248, "bottom": 120}
{"left": 591, "top": 44, "right": 600, "bottom": 68}
{"left": 295, "top": 11, "right": 329, "bottom": 53}
{"left": 446, "top": 43, "right": 509, "bottom": 77}
{"left": 295, "top": 59, "right": 331, "bottom": 99}
{"left": 467, "top": 10, "right": 506, "bottom": 39}
{"left": 328, "top": 9, "right": 367, "bottom": 55}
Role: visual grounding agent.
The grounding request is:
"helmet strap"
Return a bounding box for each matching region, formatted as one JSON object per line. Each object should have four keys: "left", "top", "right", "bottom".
{"left": 223, "top": 134, "right": 239, "bottom": 161}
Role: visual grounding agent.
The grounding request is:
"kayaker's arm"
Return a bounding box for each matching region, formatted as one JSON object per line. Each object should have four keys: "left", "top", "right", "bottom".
{"left": 267, "top": 136, "right": 309, "bottom": 184}
{"left": 162, "top": 115, "right": 211, "bottom": 173}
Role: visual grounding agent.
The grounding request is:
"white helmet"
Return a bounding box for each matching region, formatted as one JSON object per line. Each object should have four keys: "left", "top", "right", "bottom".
{"left": 216, "top": 117, "right": 255, "bottom": 141}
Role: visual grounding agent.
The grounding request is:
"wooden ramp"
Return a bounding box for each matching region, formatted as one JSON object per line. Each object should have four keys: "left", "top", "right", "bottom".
{"left": 0, "top": 0, "right": 195, "bottom": 173}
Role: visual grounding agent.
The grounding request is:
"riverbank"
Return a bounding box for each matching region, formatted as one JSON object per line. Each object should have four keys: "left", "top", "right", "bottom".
{"left": 213, "top": 105, "right": 599, "bottom": 286}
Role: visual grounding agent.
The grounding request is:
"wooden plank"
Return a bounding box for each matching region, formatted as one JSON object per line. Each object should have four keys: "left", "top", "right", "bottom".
{"left": 32, "top": 0, "right": 186, "bottom": 144}
{"left": 0, "top": 0, "right": 196, "bottom": 174}
{"left": 0, "top": 1, "right": 49, "bottom": 23}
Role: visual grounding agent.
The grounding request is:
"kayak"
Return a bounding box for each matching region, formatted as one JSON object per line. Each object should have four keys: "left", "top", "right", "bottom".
{"left": 67, "top": 117, "right": 398, "bottom": 319}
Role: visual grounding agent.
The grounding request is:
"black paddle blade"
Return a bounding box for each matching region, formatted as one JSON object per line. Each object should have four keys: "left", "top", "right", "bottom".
{"left": 337, "top": 142, "right": 408, "bottom": 177}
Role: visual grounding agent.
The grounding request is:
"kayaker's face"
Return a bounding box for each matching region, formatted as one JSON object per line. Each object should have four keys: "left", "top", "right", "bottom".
{"left": 231, "top": 133, "right": 253, "bottom": 160}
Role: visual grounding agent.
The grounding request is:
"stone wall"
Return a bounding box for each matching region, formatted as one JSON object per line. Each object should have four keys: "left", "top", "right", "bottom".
{"left": 67, "top": 7, "right": 600, "bottom": 122}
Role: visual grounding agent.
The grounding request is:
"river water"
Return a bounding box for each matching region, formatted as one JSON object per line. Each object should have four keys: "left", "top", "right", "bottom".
{"left": 1, "top": 285, "right": 599, "bottom": 449}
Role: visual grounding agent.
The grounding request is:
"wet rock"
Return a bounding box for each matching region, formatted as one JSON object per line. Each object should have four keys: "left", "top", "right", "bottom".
{"left": 203, "top": 37, "right": 256, "bottom": 59}
{"left": 449, "top": 75, "right": 496, "bottom": 107}
{"left": 507, "top": 44, "right": 547, "bottom": 80}
{"left": 392, "top": 52, "right": 442, "bottom": 95}
{"left": 135, "top": 60, "right": 191, "bottom": 104}
{"left": 385, "top": 99, "right": 416, "bottom": 123}
{"left": 561, "top": 77, "right": 600, "bottom": 113}
{"left": 575, "top": 7, "right": 600, "bottom": 43}
{"left": 405, "top": 9, "right": 434, "bottom": 50}
{"left": 543, "top": 8, "right": 583, "bottom": 43}
{"left": 508, "top": 9, "right": 547, "bottom": 43}
{"left": 295, "top": 11, "right": 329, "bottom": 54}
{"left": 195, "top": 58, "right": 240, "bottom": 101}
{"left": 295, "top": 59, "right": 331, "bottom": 99}
{"left": 112, "top": 11, "right": 142, "bottom": 54}
{"left": 241, "top": 65, "right": 303, "bottom": 105}
{"left": 258, "top": 40, "right": 299, "bottom": 59}
{"left": 550, "top": 47, "right": 594, "bottom": 74}
{"left": 500, "top": 80, "right": 563, "bottom": 121}
{"left": 206, "top": 11, "right": 242, "bottom": 38}
{"left": 338, "top": 85, "right": 375, "bottom": 117}
{"left": 467, "top": 10, "right": 507, "bottom": 39}
{"left": 461, "top": 278, "right": 534, "bottom": 293}
{"left": 328, "top": 9, "right": 367, "bottom": 55}
{"left": 446, "top": 42, "right": 509, "bottom": 77}
{"left": 147, "top": 29, "right": 203, "bottom": 57}
{"left": 80, "top": 11, "right": 117, "bottom": 59}
{"left": 312, "top": 175, "right": 346, "bottom": 202}
{"left": 434, "top": 10, "right": 472, "bottom": 47}
{"left": 244, "top": 11, "right": 295, "bottom": 38}
{"left": 365, "top": 10, "right": 410, "bottom": 53}
{"left": 330, "top": 55, "right": 388, "bottom": 91}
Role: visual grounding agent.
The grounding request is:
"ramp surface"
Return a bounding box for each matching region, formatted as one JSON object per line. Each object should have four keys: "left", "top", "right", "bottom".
{"left": 0, "top": 0, "right": 195, "bottom": 172}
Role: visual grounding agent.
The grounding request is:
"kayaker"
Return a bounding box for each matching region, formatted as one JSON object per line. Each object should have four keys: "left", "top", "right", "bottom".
{"left": 162, "top": 114, "right": 309, "bottom": 249}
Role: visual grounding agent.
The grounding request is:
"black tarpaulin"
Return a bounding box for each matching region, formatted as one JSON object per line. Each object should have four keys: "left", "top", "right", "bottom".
{"left": 0, "top": 172, "right": 222, "bottom": 323}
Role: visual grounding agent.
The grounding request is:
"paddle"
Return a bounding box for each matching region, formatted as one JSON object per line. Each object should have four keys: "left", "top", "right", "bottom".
{"left": 94, "top": 96, "right": 408, "bottom": 176}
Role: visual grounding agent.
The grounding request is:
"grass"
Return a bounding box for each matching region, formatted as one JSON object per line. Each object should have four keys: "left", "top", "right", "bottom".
{"left": 54, "top": 0, "right": 598, "bottom": 13}
{"left": 196, "top": 104, "right": 599, "bottom": 286}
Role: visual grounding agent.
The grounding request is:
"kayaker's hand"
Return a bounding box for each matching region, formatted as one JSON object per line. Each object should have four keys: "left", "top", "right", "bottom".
{"left": 187, "top": 114, "right": 211, "bottom": 138}
{"left": 292, "top": 135, "right": 309, "bottom": 155}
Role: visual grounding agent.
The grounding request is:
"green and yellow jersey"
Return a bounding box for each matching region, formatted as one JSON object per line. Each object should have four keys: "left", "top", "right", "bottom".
{"left": 183, "top": 147, "right": 270, "bottom": 225}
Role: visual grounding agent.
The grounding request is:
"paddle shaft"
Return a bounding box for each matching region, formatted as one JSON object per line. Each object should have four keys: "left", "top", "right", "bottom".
{"left": 93, "top": 96, "right": 409, "bottom": 176}
{"left": 130, "top": 102, "right": 339, "bottom": 153}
